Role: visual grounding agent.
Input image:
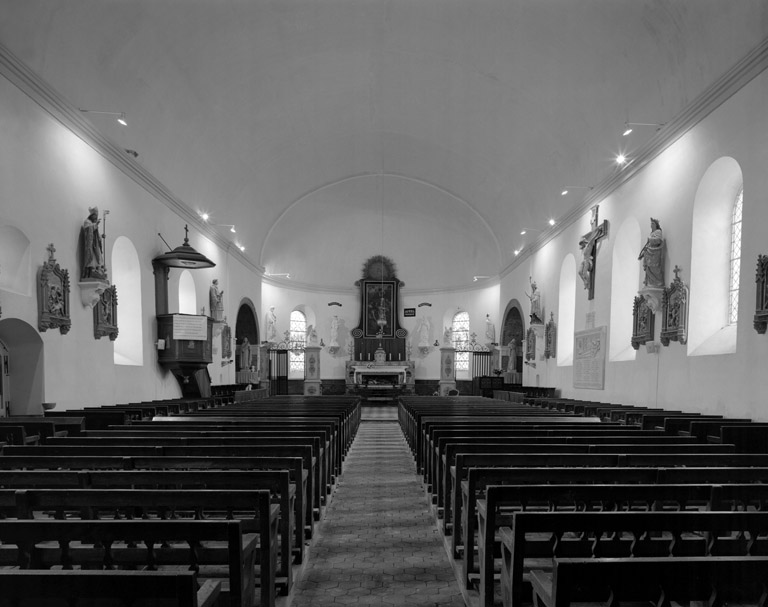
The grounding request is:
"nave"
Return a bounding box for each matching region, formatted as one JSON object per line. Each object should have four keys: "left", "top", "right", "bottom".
{"left": 288, "top": 411, "right": 467, "bottom": 606}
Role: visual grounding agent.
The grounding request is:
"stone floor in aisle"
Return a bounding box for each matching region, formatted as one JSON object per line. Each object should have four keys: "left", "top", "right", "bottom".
{"left": 285, "top": 413, "right": 468, "bottom": 606}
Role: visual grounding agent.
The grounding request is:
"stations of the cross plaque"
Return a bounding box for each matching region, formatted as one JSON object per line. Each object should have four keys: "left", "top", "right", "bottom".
{"left": 578, "top": 205, "right": 608, "bottom": 300}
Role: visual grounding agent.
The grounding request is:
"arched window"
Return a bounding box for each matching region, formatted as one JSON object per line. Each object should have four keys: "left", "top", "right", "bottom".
{"left": 452, "top": 311, "right": 470, "bottom": 379}
{"left": 178, "top": 270, "right": 197, "bottom": 315}
{"left": 728, "top": 187, "right": 743, "bottom": 325}
{"left": 689, "top": 157, "right": 742, "bottom": 356}
{"left": 289, "top": 309, "right": 306, "bottom": 379}
{"left": 112, "top": 236, "right": 143, "bottom": 366}
{"left": 557, "top": 254, "right": 577, "bottom": 366}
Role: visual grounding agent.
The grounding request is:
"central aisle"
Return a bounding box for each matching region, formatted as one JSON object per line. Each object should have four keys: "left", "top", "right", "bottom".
{"left": 288, "top": 420, "right": 468, "bottom": 606}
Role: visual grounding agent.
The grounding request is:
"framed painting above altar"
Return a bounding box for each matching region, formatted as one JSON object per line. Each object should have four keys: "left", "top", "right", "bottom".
{"left": 364, "top": 280, "right": 395, "bottom": 337}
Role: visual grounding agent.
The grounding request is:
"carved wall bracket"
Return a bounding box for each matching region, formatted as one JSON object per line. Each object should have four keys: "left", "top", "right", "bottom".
{"left": 631, "top": 295, "right": 655, "bottom": 350}
{"left": 525, "top": 326, "right": 537, "bottom": 361}
{"left": 37, "top": 243, "right": 71, "bottom": 334}
{"left": 544, "top": 312, "right": 557, "bottom": 359}
{"left": 94, "top": 285, "right": 118, "bottom": 341}
{"left": 660, "top": 265, "right": 689, "bottom": 346}
{"left": 754, "top": 254, "right": 768, "bottom": 334}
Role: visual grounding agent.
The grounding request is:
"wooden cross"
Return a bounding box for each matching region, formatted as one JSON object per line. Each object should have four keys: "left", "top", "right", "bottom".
{"left": 673, "top": 265, "right": 682, "bottom": 281}
{"left": 46, "top": 243, "right": 56, "bottom": 261}
{"left": 578, "top": 205, "right": 608, "bottom": 300}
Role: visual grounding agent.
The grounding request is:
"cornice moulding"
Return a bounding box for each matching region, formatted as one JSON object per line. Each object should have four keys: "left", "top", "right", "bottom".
{"left": 0, "top": 41, "right": 261, "bottom": 276}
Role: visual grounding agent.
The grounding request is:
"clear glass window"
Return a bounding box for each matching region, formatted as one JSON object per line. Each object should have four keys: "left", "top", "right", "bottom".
{"left": 728, "top": 187, "right": 743, "bottom": 325}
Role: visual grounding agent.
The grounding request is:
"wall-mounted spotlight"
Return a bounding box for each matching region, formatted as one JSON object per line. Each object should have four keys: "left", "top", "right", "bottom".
{"left": 560, "top": 186, "right": 592, "bottom": 196}
{"left": 79, "top": 109, "right": 128, "bottom": 126}
{"left": 472, "top": 275, "right": 490, "bottom": 282}
{"left": 215, "top": 224, "right": 236, "bottom": 233}
{"left": 622, "top": 121, "right": 665, "bottom": 136}
{"left": 266, "top": 272, "right": 291, "bottom": 279}
{"left": 519, "top": 227, "right": 543, "bottom": 236}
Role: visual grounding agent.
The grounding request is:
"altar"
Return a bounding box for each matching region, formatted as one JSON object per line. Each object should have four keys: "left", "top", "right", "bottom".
{"left": 346, "top": 360, "right": 414, "bottom": 393}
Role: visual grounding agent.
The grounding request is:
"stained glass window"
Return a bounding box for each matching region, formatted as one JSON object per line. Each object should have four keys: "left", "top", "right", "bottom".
{"left": 452, "top": 311, "right": 470, "bottom": 373}
{"left": 289, "top": 310, "right": 306, "bottom": 376}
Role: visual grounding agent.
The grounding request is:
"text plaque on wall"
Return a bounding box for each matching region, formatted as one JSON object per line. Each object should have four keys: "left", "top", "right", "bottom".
{"left": 573, "top": 326, "right": 606, "bottom": 390}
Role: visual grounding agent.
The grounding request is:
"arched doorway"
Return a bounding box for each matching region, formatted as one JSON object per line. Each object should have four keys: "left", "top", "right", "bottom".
{"left": 501, "top": 301, "right": 525, "bottom": 375}
{"left": 0, "top": 318, "right": 45, "bottom": 416}
{"left": 235, "top": 300, "right": 259, "bottom": 381}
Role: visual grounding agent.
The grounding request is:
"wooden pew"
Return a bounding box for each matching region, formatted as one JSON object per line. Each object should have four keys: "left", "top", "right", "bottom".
{"left": 529, "top": 556, "right": 768, "bottom": 607}
{"left": 6, "top": 443, "right": 311, "bottom": 555}
{"left": 437, "top": 433, "right": 705, "bottom": 518}
{"left": 458, "top": 451, "right": 768, "bottom": 595}
{"left": 14, "top": 488, "right": 278, "bottom": 607}
{"left": 34, "top": 437, "right": 317, "bottom": 528}
{"left": 123, "top": 423, "right": 332, "bottom": 503}
{"left": 500, "top": 509, "right": 768, "bottom": 607}
{"left": 0, "top": 570, "right": 221, "bottom": 607}
{"left": 0, "top": 519, "right": 257, "bottom": 607}
{"left": 438, "top": 435, "right": 700, "bottom": 524}
{"left": 0, "top": 454, "right": 297, "bottom": 592}
{"left": 474, "top": 483, "right": 717, "bottom": 607}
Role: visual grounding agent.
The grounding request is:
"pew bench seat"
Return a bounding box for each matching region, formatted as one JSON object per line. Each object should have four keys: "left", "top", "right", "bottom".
{"left": 0, "top": 569, "right": 222, "bottom": 607}
{"left": 0, "top": 519, "right": 259, "bottom": 607}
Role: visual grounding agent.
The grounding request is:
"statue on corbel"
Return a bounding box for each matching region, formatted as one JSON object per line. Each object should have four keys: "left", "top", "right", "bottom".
{"left": 638, "top": 217, "right": 665, "bottom": 313}
{"left": 38, "top": 243, "right": 71, "bottom": 334}
{"left": 78, "top": 206, "right": 111, "bottom": 308}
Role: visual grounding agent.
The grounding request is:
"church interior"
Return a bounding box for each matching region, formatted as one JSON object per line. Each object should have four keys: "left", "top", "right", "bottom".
{"left": 0, "top": 2, "right": 768, "bottom": 606}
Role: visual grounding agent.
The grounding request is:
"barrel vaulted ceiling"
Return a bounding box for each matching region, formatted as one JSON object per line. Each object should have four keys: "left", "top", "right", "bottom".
{"left": 1, "top": 1, "right": 766, "bottom": 291}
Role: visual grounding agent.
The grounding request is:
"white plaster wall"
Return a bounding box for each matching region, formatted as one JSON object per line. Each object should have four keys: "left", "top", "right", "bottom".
{"left": 0, "top": 76, "right": 260, "bottom": 410}
{"left": 500, "top": 69, "right": 768, "bottom": 421}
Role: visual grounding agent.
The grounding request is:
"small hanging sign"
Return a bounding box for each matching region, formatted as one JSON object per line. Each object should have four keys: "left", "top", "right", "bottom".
{"left": 403, "top": 308, "right": 416, "bottom": 317}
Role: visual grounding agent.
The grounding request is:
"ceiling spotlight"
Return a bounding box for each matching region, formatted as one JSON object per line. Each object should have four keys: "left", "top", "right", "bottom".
{"left": 514, "top": 249, "right": 520, "bottom": 256}
{"left": 561, "top": 186, "right": 592, "bottom": 196}
{"left": 548, "top": 218, "right": 556, "bottom": 226}
{"left": 79, "top": 108, "right": 128, "bottom": 126}
{"left": 200, "top": 212, "right": 210, "bottom": 222}
{"left": 237, "top": 244, "right": 245, "bottom": 252}
{"left": 622, "top": 121, "right": 665, "bottom": 136}
{"left": 616, "top": 153, "right": 627, "bottom": 165}
{"left": 520, "top": 227, "right": 542, "bottom": 236}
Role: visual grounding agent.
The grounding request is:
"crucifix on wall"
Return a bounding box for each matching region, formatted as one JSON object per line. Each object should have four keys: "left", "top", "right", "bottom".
{"left": 578, "top": 205, "right": 608, "bottom": 300}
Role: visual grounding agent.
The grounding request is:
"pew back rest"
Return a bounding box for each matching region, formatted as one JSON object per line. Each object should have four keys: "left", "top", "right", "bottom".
{"left": 533, "top": 556, "right": 768, "bottom": 607}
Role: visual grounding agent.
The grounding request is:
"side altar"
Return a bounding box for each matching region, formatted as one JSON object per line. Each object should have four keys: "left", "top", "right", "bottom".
{"left": 346, "top": 256, "right": 415, "bottom": 397}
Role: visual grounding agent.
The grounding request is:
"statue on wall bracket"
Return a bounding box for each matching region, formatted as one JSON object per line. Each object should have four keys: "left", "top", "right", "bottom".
{"left": 638, "top": 217, "right": 665, "bottom": 313}
{"left": 38, "top": 243, "right": 71, "bottom": 334}
{"left": 78, "top": 206, "right": 111, "bottom": 308}
{"left": 631, "top": 294, "right": 655, "bottom": 350}
{"left": 660, "top": 265, "right": 688, "bottom": 346}
{"left": 94, "top": 285, "right": 118, "bottom": 341}
{"left": 754, "top": 254, "right": 768, "bottom": 334}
